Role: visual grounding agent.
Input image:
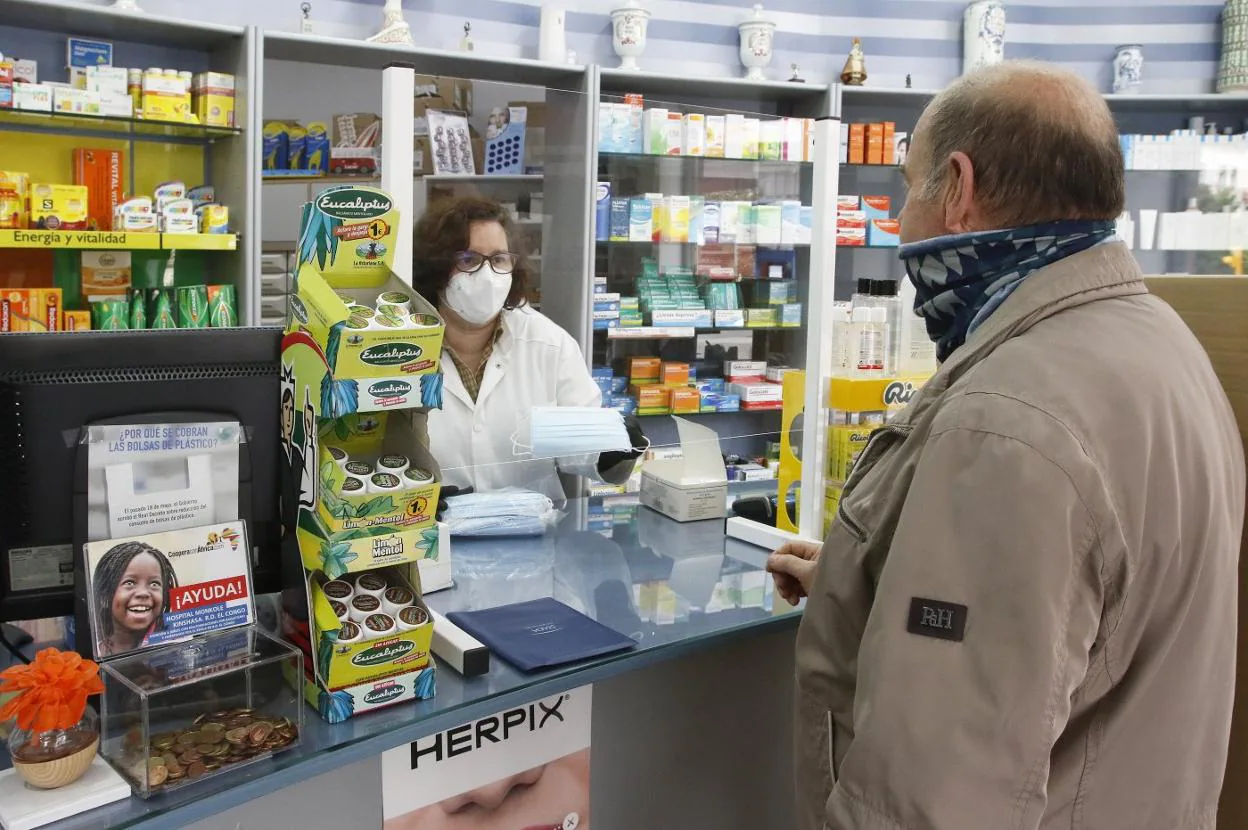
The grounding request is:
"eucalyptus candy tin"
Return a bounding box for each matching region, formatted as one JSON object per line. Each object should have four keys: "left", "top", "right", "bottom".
{"left": 403, "top": 466, "right": 434, "bottom": 487}
{"left": 377, "top": 454, "right": 409, "bottom": 474}
{"left": 378, "top": 290, "right": 411, "bottom": 306}
{"left": 344, "top": 460, "right": 374, "bottom": 477}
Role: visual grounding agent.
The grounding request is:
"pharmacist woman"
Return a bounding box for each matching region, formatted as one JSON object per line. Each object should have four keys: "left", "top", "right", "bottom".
{"left": 413, "top": 196, "right": 645, "bottom": 503}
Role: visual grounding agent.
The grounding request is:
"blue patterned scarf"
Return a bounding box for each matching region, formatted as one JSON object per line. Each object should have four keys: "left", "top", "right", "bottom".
{"left": 899, "top": 220, "right": 1116, "bottom": 361}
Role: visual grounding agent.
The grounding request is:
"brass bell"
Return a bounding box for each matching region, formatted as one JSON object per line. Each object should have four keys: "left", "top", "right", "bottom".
{"left": 841, "top": 38, "right": 868, "bottom": 86}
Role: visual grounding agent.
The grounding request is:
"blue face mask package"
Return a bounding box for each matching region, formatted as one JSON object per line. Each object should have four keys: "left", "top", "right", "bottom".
{"left": 442, "top": 488, "right": 558, "bottom": 537}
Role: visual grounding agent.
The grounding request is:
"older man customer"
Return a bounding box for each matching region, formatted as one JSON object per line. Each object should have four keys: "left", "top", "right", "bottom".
{"left": 769, "top": 61, "right": 1245, "bottom": 829}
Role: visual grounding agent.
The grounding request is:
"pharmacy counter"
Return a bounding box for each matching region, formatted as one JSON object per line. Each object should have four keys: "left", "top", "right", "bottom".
{"left": 1, "top": 499, "right": 801, "bottom": 830}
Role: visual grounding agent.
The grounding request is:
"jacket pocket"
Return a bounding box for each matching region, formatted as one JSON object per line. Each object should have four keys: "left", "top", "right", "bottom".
{"left": 837, "top": 424, "right": 910, "bottom": 542}
{"left": 795, "top": 689, "right": 836, "bottom": 830}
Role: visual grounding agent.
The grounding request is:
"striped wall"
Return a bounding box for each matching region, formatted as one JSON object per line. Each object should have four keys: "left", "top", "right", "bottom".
{"left": 102, "top": 0, "right": 1224, "bottom": 93}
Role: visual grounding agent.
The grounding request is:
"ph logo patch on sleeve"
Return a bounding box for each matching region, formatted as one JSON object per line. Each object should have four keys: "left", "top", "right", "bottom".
{"left": 907, "top": 597, "right": 968, "bottom": 642}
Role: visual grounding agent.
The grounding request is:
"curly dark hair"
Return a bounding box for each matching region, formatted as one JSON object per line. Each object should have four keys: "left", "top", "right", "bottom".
{"left": 93, "top": 541, "right": 178, "bottom": 640}
{"left": 411, "top": 195, "right": 531, "bottom": 312}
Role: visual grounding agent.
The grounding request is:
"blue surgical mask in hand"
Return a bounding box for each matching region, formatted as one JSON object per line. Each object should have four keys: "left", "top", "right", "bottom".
{"left": 519, "top": 407, "right": 633, "bottom": 460}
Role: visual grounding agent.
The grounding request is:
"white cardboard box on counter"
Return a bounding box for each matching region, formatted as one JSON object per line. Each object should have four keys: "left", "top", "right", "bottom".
{"left": 640, "top": 417, "right": 728, "bottom": 522}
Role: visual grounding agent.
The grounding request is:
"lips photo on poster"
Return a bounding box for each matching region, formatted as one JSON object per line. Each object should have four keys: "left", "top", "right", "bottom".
{"left": 84, "top": 521, "right": 255, "bottom": 658}
{"left": 382, "top": 688, "right": 592, "bottom": 830}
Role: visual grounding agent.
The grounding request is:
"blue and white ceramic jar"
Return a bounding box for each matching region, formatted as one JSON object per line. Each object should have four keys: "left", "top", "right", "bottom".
{"left": 963, "top": 0, "right": 1006, "bottom": 75}
{"left": 1112, "top": 45, "right": 1144, "bottom": 94}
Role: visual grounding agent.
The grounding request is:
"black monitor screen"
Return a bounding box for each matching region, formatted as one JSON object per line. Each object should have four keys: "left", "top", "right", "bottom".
{"left": 0, "top": 328, "right": 283, "bottom": 623}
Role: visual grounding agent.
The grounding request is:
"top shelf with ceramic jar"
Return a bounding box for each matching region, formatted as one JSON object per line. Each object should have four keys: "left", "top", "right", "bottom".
{"left": 601, "top": 2, "right": 832, "bottom": 110}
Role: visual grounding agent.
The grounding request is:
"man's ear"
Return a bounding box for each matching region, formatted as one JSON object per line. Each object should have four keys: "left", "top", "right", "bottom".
{"left": 943, "top": 151, "right": 976, "bottom": 233}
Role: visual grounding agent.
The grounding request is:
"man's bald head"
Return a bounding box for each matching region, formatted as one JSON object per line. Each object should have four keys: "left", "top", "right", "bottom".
{"left": 911, "top": 61, "right": 1124, "bottom": 228}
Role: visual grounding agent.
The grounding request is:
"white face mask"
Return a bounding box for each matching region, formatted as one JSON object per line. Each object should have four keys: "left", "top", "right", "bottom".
{"left": 443, "top": 268, "right": 511, "bottom": 326}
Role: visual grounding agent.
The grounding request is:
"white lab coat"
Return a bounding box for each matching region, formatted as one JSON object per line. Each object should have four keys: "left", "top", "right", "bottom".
{"left": 427, "top": 306, "right": 605, "bottom": 502}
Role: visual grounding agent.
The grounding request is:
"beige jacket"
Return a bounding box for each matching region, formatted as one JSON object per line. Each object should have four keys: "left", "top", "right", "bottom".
{"left": 795, "top": 242, "right": 1245, "bottom": 830}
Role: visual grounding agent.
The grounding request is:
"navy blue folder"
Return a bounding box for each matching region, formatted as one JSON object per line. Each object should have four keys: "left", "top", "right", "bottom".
{"left": 447, "top": 597, "right": 636, "bottom": 672}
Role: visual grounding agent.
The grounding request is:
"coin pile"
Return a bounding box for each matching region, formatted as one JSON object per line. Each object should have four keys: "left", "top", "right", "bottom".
{"left": 137, "top": 708, "right": 298, "bottom": 790}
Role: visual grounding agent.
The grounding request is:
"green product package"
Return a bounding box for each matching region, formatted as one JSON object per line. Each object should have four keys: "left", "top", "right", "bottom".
{"left": 147, "top": 288, "right": 178, "bottom": 329}
{"left": 92, "top": 300, "right": 129, "bottom": 330}
{"left": 177, "top": 285, "right": 209, "bottom": 328}
{"left": 127, "top": 288, "right": 147, "bottom": 330}
{"left": 207, "top": 284, "right": 238, "bottom": 327}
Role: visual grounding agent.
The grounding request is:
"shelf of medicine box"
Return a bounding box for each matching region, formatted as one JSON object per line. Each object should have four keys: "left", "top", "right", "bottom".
{"left": 6, "top": 0, "right": 246, "bottom": 49}
{"left": 837, "top": 84, "right": 1248, "bottom": 114}
{"left": 600, "top": 151, "right": 811, "bottom": 171}
{"left": 600, "top": 68, "right": 831, "bottom": 103}
{"left": 635, "top": 408, "right": 782, "bottom": 418}
{"left": 262, "top": 174, "right": 380, "bottom": 185}
{"left": 1102, "top": 93, "right": 1248, "bottom": 114}
{"left": 841, "top": 162, "right": 1244, "bottom": 177}
{"left": 837, "top": 85, "right": 941, "bottom": 109}
{"left": 602, "top": 326, "right": 800, "bottom": 339}
{"left": 0, "top": 108, "right": 242, "bottom": 144}
{"left": 0, "top": 230, "right": 239, "bottom": 251}
{"left": 423, "top": 173, "right": 545, "bottom": 183}
{"left": 264, "top": 30, "right": 586, "bottom": 86}
{"left": 596, "top": 239, "right": 810, "bottom": 248}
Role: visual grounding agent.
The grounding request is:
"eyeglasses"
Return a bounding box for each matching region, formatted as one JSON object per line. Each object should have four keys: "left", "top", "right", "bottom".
{"left": 453, "top": 250, "right": 519, "bottom": 275}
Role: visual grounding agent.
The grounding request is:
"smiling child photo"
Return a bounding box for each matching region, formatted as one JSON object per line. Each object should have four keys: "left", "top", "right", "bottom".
{"left": 91, "top": 540, "right": 178, "bottom": 657}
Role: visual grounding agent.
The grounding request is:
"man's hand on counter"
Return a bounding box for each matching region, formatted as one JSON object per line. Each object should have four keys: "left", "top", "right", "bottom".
{"left": 767, "top": 541, "right": 822, "bottom": 606}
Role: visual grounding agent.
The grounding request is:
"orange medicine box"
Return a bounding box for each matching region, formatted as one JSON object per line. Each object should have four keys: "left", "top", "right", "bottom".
{"left": 660, "top": 361, "right": 690, "bottom": 386}
{"left": 883, "top": 122, "right": 896, "bottom": 165}
{"left": 630, "top": 383, "right": 670, "bottom": 414}
{"left": 0, "top": 288, "right": 62, "bottom": 332}
{"left": 866, "top": 123, "right": 885, "bottom": 165}
{"left": 670, "top": 387, "right": 701, "bottom": 414}
{"left": 848, "top": 123, "right": 865, "bottom": 165}
{"left": 73, "top": 148, "right": 124, "bottom": 231}
{"left": 628, "top": 356, "right": 661, "bottom": 382}
{"left": 64, "top": 310, "right": 91, "bottom": 331}
{"left": 0, "top": 290, "right": 25, "bottom": 331}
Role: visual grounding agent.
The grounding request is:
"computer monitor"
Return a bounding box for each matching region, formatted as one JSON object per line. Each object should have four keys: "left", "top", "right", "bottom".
{"left": 0, "top": 328, "right": 283, "bottom": 624}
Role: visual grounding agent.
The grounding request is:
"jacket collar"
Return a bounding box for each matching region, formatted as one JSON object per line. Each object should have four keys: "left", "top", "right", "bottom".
{"left": 897, "top": 241, "right": 1148, "bottom": 420}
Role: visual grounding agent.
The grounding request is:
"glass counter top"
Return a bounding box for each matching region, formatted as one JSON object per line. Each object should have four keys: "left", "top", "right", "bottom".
{"left": 0, "top": 500, "right": 799, "bottom": 830}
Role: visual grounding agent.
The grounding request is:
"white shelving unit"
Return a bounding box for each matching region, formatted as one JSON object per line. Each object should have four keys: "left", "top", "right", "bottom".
{"left": 590, "top": 67, "right": 839, "bottom": 538}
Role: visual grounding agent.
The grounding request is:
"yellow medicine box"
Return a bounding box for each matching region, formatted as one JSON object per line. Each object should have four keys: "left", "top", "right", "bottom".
{"left": 193, "top": 72, "right": 235, "bottom": 128}
{"left": 29, "top": 183, "right": 88, "bottom": 230}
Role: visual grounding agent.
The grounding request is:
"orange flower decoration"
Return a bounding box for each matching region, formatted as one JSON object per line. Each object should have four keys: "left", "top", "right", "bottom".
{"left": 0, "top": 648, "right": 105, "bottom": 732}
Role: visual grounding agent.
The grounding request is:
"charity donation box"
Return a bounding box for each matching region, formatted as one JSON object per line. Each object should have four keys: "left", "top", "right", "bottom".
{"left": 70, "top": 421, "right": 302, "bottom": 798}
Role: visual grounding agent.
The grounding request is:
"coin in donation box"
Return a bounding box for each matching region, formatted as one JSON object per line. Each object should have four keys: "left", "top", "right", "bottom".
{"left": 134, "top": 708, "right": 299, "bottom": 791}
